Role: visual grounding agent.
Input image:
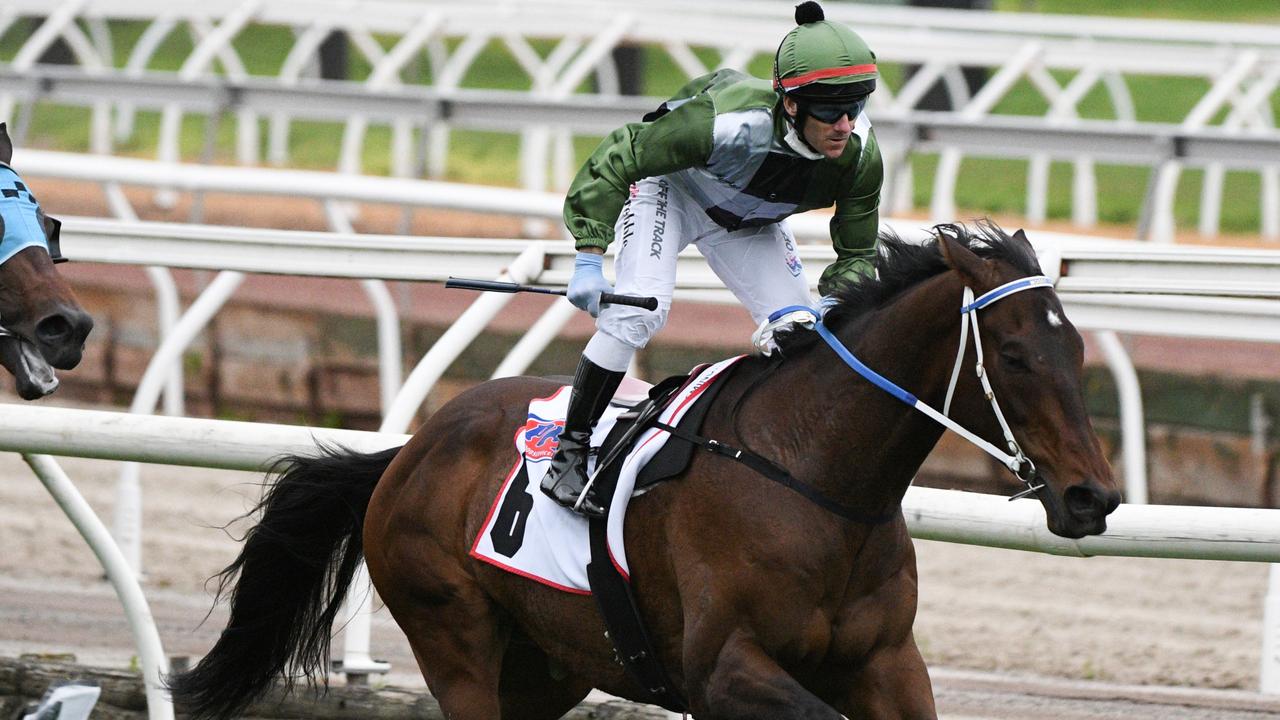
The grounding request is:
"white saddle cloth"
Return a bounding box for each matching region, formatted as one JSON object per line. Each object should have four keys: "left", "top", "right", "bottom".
{"left": 470, "top": 356, "right": 745, "bottom": 593}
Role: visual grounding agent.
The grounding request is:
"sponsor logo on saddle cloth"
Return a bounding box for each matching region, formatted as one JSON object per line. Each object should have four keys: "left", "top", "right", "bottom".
{"left": 521, "top": 414, "right": 564, "bottom": 461}
{"left": 470, "top": 356, "right": 745, "bottom": 594}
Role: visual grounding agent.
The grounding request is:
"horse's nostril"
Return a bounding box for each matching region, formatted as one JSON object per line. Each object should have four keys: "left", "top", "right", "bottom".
{"left": 36, "top": 314, "right": 73, "bottom": 343}
{"left": 37, "top": 310, "right": 93, "bottom": 347}
{"left": 1064, "top": 484, "right": 1108, "bottom": 520}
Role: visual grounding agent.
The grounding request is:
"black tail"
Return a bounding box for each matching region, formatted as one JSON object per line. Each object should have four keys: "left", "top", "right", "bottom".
{"left": 167, "top": 443, "right": 402, "bottom": 720}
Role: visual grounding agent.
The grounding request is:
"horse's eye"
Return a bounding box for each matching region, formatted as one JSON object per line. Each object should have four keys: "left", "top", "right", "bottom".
{"left": 1000, "top": 351, "right": 1030, "bottom": 372}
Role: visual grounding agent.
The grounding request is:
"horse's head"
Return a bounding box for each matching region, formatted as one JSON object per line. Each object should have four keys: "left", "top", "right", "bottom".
{"left": 937, "top": 224, "right": 1119, "bottom": 538}
{"left": 0, "top": 123, "right": 93, "bottom": 399}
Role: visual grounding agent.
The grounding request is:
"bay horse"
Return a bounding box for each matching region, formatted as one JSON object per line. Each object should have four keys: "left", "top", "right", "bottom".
{"left": 0, "top": 123, "right": 93, "bottom": 399}
{"left": 171, "top": 223, "right": 1120, "bottom": 719}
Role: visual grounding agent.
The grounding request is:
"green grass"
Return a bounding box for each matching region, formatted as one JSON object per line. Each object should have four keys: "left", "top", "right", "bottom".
{"left": 908, "top": 155, "right": 1267, "bottom": 232}
{"left": 3, "top": 5, "right": 1278, "bottom": 232}
{"left": 995, "top": 0, "right": 1280, "bottom": 23}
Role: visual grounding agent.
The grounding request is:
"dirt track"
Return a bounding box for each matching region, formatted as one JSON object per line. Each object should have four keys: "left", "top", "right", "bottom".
{"left": 1, "top": 450, "right": 1273, "bottom": 709}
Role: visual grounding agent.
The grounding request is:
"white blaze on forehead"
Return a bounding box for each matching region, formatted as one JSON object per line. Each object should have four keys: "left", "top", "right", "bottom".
{"left": 1047, "top": 309, "right": 1063, "bottom": 328}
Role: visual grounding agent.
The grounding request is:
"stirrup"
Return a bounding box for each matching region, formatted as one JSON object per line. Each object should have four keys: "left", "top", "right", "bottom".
{"left": 541, "top": 444, "right": 606, "bottom": 517}
{"left": 571, "top": 461, "right": 606, "bottom": 518}
{"left": 543, "top": 469, "right": 605, "bottom": 517}
{"left": 570, "top": 485, "right": 606, "bottom": 518}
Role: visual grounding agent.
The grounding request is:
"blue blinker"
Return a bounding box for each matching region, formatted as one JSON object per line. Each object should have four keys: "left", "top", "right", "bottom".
{"left": 0, "top": 163, "right": 63, "bottom": 264}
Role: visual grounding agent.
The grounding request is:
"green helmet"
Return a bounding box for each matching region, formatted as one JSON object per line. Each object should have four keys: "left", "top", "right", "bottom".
{"left": 773, "top": 2, "right": 878, "bottom": 101}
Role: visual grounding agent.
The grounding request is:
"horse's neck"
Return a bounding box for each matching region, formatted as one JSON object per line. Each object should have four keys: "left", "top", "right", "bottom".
{"left": 764, "top": 274, "right": 964, "bottom": 517}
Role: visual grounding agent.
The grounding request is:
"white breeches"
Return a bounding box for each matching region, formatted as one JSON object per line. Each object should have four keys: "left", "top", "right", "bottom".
{"left": 584, "top": 176, "right": 814, "bottom": 372}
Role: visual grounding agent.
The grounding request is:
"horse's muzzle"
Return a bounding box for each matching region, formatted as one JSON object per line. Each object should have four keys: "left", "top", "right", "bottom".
{"left": 34, "top": 305, "right": 93, "bottom": 369}
{"left": 1050, "top": 482, "right": 1121, "bottom": 538}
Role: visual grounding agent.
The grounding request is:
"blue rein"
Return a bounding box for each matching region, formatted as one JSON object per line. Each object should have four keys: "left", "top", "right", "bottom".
{"left": 769, "top": 302, "right": 920, "bottom": 408}
{"left": 769, "top": 275, "right": 1056, "bottom": 497}
{"left": 812, "top": 321, "right": 917, "bottom": 406}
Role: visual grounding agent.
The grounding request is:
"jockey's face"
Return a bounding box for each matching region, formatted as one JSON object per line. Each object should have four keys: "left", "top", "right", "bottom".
{"left": 783, "top": 96, "right": 852, "bottom": 160}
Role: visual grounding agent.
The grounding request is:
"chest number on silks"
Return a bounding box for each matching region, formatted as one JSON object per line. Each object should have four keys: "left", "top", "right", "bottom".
{"left": 490, "top": 465, "right": 535, "bottom": 557}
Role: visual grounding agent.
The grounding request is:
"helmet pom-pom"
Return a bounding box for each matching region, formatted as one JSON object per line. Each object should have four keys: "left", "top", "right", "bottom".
{"left": 795, "top": 1, "right": 825, "bottom": 24}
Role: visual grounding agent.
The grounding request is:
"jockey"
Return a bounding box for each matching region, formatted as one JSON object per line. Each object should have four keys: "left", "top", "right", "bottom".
{"left": 542, "top": 1, "right": 883, "bottom": 516}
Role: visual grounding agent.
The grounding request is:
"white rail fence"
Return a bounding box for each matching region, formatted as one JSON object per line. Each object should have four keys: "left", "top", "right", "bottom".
{"left": 9, "top": 409, "right": 411, "bottom": 720}
{"left": 6, "top": 66, "right": 1279, "bottom": 243}
{"left": 4, "top": 1, "right": 1280, "bottom": 241}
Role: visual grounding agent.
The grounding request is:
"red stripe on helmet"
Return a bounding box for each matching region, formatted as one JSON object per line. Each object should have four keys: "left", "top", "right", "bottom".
{"left": 776, "top": 63, "right": 877, "bottom": 90}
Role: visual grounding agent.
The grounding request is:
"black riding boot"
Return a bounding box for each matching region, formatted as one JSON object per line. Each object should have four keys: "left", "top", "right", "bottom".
{"left": 540, "top": 355, "right": 625, "bottom": 517}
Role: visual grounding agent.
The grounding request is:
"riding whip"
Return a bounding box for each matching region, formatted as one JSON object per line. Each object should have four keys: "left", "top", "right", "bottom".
{"left": 445, "top": 277, "right": 659, "bottom": 311}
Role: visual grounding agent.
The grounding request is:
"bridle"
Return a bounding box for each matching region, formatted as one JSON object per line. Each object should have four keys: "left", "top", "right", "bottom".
{"left": 803, "top": 273, "right": 1056, "bottom": 501}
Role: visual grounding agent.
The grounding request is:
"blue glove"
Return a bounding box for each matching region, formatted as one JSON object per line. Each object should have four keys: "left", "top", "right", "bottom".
{"left": 567, "top": 251, "right": 613, "bottom": 317}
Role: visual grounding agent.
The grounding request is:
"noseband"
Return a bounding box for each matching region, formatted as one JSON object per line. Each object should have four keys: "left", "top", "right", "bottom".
{"left": 805, "top": 273, "right": 1055, "bottom": 501}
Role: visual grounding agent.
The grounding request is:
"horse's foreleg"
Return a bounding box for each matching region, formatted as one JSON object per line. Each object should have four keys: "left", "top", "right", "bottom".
{"left": 690, "top": 633, "right": 844, "bottom": 720}
{"left": 833, "top": 636, "right": 937, "bottom": 720}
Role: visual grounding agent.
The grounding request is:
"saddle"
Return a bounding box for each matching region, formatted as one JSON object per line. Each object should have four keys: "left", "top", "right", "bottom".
{"left": 596, "top": 373, "right": 702, "bottom": 491}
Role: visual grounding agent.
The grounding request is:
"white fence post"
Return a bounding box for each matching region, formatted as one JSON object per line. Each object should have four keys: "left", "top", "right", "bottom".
{"left": 27, "top": 453, "right": 174, "bottom": 720}
{"left": 113, "top": 271, "right": 247, "bottom": 576}
{"left": 1095, "top": 331, "right": 1148, "bottom": 505}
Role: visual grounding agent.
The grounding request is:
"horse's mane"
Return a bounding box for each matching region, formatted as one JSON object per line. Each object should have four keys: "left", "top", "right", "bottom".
{"left": 773, "top": 221, "right": 1042, "bottom": 356}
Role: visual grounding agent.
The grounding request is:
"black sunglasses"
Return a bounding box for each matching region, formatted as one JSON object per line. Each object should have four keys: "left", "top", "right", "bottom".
{"left": 805, "top": 95, "right": 869, "bottom": 124}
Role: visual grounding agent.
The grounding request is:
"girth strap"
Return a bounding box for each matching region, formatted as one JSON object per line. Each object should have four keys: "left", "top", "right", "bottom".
{"left": 586, "top": 516, "right": 688, "bottom": 712}
{"left": 650, "top": 421, "right": 897, "bottom": 526}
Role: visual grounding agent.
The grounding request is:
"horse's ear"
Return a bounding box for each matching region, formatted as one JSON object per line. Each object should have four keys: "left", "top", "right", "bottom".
{"left": 938, "top": 232, "right": 989, "bottom": 288}
{"left": 0, "top": 123, "right": 11, "bottom": 165}
{"left": 1011, "top": 228, "right": 1033, "bottom": 252}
